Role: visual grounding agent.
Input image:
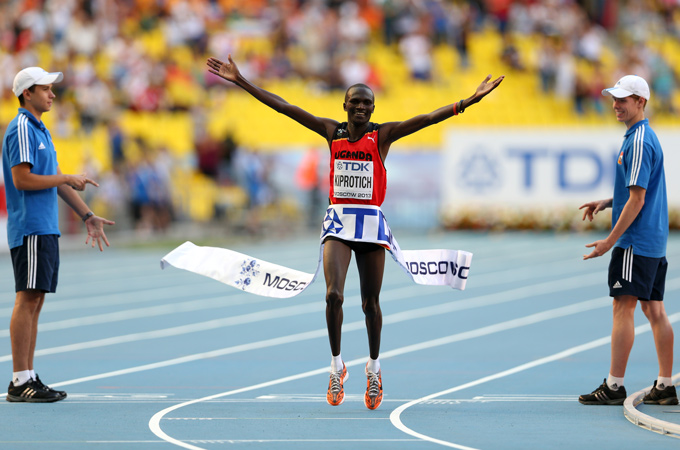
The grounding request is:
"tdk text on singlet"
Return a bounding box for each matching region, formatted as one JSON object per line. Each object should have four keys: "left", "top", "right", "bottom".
{"left": 333, "top": 160, "right": 374, "bottom": 199}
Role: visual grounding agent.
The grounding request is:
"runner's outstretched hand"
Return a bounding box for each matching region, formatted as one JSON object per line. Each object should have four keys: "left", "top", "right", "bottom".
{"left": 472, "top": 75, "right": 505, "bottom": 103}
{"left": 207, "top": 55, "right": 240, "bottom": 84}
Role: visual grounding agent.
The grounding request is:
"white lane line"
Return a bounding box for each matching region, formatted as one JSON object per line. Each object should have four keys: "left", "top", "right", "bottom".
{"left": 0, "top": 248, "right": 595, "bottom": 326}
{"left": 165, "top": 417, "right": 390, "bottom": 420}
{"left": 145, "top": 296, "right": 614, "bottom": 450}
{"left": 184, "top": 439, "right": 420, "bottom": 443}
{"left": 0, "top": 302, "right": 326, "bottom": 363}
{"left": 51, "top": 328, "right": 332, "bottom": 387}
{"left": 0, "top": 270, "right": 604, "bottom": 362}
{"left": 0, "top": 289, "right": 322, "bottom": 337}
{"left": 0, "top": 248, "right": 318, "bottom": 311}
{"left": 51, "top": 293, "right": 610, "bottom": 388}
{"left": 0, "top": 280, "right": 222, "bottom": 317}
{"left": 0, "top": 235, "right": 608, "bottom": 315}
{"left": 0, "top": 251, "right": 315, "bottom": 304}
{"left": 0, "top": 441, "right": 166, "bottom": 445}
{"left": 388, "top": 312, "right": 680, "bottom": 449}
{"left": 84, "top": 439, "right": 420, "bottom": 444}
{"left": 0, "top": 263, "right": 594, "bottom": 338}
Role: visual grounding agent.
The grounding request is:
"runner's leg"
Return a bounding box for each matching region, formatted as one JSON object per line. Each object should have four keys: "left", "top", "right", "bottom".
{"left": 356, "top": 247, "right": 385, "bottom": 359}
{"left": 323, "top": 240, "right": 352, "bottom": 356}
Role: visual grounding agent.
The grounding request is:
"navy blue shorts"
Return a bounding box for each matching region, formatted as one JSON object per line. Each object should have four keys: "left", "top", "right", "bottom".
{"left": 10, "top": 235, "right": 60, "bottom": 293}
{"left": 608, "top": 246, "right": 667, "bottom": 301}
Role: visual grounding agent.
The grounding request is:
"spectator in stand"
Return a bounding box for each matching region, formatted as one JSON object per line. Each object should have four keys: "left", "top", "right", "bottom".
{"left": 648, "top": 50, "right": 677, "bottom": 114}
{"left": 536, "top": 34, "right": 558, "bottom": 93}
{"left": 399, "top": 19, "right": 433, "bottom": 81}
{"left": 500, "top": 32, "right": 525, "bottom": 71}
{"left": 449, "top": 1, "right": 473, "bottom": 69}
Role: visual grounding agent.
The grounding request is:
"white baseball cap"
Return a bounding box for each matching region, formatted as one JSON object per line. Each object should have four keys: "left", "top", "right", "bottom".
{"left": 601, "top": 75, "right": 650, "bottom": 101}
{"left": 12, "top": 67, "right": 64, "bottom": 97}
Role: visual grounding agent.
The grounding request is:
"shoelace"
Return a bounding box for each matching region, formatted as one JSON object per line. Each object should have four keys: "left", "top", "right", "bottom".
{"left": 329, "top": 370, "right": 343, "bottom": 394}
{"left": 367, "top": 371, "right": 381, "bottom": 397}
{"left": 35, "top": 379, "right": 56, "bottom": 392}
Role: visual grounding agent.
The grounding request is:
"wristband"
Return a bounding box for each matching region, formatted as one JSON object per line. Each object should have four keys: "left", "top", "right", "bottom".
{"left": 82, "top": 211, "right": 94, "bottom": 222}
{"left": 457, "top": 99, "right": 466, "bottom": 114}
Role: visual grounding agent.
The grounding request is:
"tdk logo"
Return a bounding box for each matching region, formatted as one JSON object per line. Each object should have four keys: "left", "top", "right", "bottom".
{"left": 338, "top": 161, "right": 371, "bottom": 171}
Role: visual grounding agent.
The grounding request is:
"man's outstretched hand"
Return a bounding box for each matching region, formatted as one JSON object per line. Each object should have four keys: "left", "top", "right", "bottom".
{"left": 207, "top": 55, "right": 240, "bottom": 83}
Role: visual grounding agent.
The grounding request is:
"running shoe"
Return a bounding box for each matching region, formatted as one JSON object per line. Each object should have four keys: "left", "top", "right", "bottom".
{"left": 34, "top": 374, "right": 67, "bottom": 399}
{"left": 326, "top": 363, "right": 348, "bottom": 406}
{"left": 6, "top": 380, "right": 63, "bottom": 403}
{"left": 643, "top": 380, "right": 679, "bottom": 405}
{"left": 578, "top": 378, "right": 627, "bottom": 405}
{"left": 364, "top": 365, "right": 383, "bottom": 410}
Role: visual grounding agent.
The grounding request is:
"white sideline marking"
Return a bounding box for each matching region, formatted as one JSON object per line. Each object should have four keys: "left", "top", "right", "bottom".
{"left": 0, "top": 295, "right": 284, "bottom": 337}
{"left": 0, "top": 251, "right": 599, "bottom": 336}
{"left": 67, "top": 393, "right": 172, "bottom": 399}
{"left": 0, "top": 302, "right": 327, "bottom": 363}
{"left": 146, "top": 296, "right": 616, "bottom": 450}
{"left": 84, "top": 442, "right": 165, "bottom": 444}
{"left": 51, "top": 295, "right": 609, "bottom": 388}
{"left": 422, "top": 395, "right": 576, "bottom": 404}
{"left": 50, "top": 328, "right": 331, "bottom": 387}
{"left": 0, "top": 278, "right": 212, "bottom": 317}
{"left": 186, "top": 439, "right": 419, "bottom": 443}
{"left": 388, "top": 312, "right": 680, "bottom": 449}
{"left": 254, "top": 394, "right": 415, "bottom": 402}
{"left": 255, "top": 394, "right": 576, "bottom": 403}
{"left": 85, "top": 439, "right": 420, "bottom": 444}
{"left": 166, "top": 417, "right": 389, "bottom": 420}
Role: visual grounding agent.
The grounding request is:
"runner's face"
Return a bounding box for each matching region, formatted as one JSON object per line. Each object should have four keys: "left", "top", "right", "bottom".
{"left": 344, "top": 88, "right": 374, "bottom": 124}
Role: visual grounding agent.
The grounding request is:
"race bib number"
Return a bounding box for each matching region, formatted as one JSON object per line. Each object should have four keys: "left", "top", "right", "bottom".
{"left": 333, "top": 159, "right": 373, "bottom": 199}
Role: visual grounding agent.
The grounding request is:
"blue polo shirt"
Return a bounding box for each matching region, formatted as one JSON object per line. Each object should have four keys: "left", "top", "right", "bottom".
{"left": 2, "top": 108, "right": 60, "bottom": 249}
{"left": 611, "top": 118, "right": 668, "bottom": 257}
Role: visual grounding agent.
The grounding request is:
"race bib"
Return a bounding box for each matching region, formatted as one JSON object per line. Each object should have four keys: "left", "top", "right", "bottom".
{"left": 333, "top": 159, "right": 373, "bottom": 200}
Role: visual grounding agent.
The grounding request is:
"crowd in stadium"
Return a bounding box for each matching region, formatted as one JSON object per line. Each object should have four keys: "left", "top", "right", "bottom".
{"left": 1, "top": 0, "right": 678, "bottom": 232}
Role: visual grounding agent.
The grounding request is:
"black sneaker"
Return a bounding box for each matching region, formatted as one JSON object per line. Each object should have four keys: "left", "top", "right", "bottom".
{"left": 643, "top": 380, "right": 678, "bottom": 405}
{"left": 578, "top": 378, "right": 627, "bottom": 405}
{"left": 34, "top": 374, "right": 67, "bottom": 399}
{"left": 6, "top": 380, "right": 63, "bottom": 403}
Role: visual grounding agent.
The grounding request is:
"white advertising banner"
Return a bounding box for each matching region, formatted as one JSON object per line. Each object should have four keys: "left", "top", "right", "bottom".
{"left": 442, "top": 128, "right": 680, "bottom": 213}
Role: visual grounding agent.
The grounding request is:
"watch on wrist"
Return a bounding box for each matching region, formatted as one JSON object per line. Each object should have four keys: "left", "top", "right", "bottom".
{"left": 82, "top": 211, "right": 94, "bottom": 222}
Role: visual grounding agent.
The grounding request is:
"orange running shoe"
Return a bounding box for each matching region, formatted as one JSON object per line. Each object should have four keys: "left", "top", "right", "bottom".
{"left": 364, "top": 366, "right": 383, "bottom": 410}
{"left": 326, "top": 363, "right": 348, "bottom": 406}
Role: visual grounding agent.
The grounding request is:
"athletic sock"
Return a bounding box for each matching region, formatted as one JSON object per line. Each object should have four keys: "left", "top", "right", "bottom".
{"left": 12, "top": 370, "right": 31, "bottom": 386}
{"left": 29, "top": 369, "right": 36, "bottom": 380}
{"left": 607, "top": 374, "right": 624, "bottom": 391}
{"left": 331, "top": 354, "right": 343, "bottom": 372}
{"left": 657, "top": 376, "right": 673, "bottom": 390}
{"left": 366, "top": 357, "right": 380, "bottom": 374}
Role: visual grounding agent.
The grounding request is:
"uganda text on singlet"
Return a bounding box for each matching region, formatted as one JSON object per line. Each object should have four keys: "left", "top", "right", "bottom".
{"left": 328, "top": 122, "right": 387, "bottom": 206}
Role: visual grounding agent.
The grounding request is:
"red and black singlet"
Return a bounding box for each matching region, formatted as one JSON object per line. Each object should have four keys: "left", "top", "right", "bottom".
{"left": 328, "top": 122, "right": 387, "bottom": 206}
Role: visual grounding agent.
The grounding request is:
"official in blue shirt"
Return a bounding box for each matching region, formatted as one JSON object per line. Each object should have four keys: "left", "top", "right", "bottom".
{"left": 577, "top": 75, "right": 676, "bottom": 406}
{"left": 2, "top": 67, "right": 115, "bottom": 403}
